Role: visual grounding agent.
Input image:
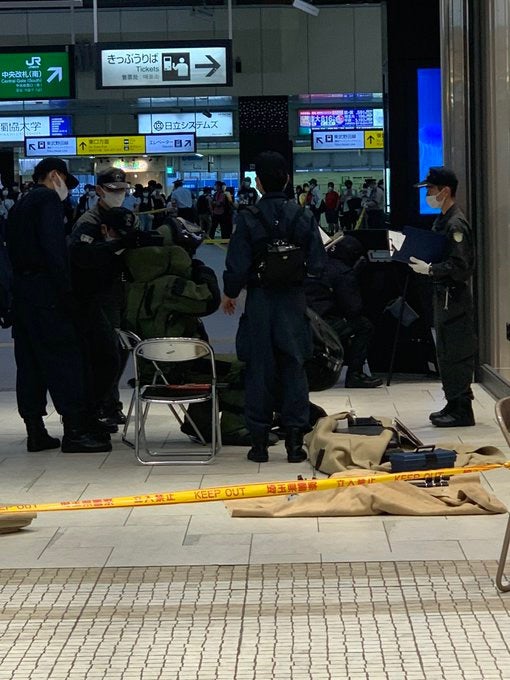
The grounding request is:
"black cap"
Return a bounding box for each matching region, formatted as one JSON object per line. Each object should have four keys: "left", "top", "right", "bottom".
{"left": 415, "top": 166, "right": 458, "bottom": 190}
{"left": 96, "top": 168, "right": 129, "bottom": 189}
{"left": 101, "top": 208, "right": 137, "bottom": 236}
{"left": 32, "top": 158, "right": 79, "bottom": 190}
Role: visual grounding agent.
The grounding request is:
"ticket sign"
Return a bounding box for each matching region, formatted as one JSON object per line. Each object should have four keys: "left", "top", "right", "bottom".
{"left": 0, "top": 46, "right": 74, "bottom": 101}
{"left": 25, "top": 137, "right": 77, "bottom": 157}
{"left": 364, "top": 130, "right": 384, "bottom": 149}
{"left": 76, "top": 136, "right": 145, "bottom": 156}
{"left": 145, "top": 133, "right": 196, "bottom": 154}
{"left": 312, "top": 130, "right": 365, "bottom": 150}
{"left": 96, "top": 40, "right": 232, "bottom": 89}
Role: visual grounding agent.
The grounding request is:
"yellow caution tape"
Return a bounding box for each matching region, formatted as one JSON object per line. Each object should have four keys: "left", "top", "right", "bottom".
{"left": 1, "top": 461, "right": 509, "bottom": 515}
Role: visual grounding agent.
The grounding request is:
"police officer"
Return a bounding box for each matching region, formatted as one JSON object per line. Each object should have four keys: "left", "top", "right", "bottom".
{"left": 410, "top": 167, "right": 476, "bottom": 427}
{"left": 6, "top": 158, "right": 110, "bottom": 453}
{"left": 70, "top": 208, "right": 143, "bottom": 426}
{"left": 71, "top": 168, "right": 131, "bottom": 430}
{"left": 222, "top": 151, "right": 326, "bottom": 463}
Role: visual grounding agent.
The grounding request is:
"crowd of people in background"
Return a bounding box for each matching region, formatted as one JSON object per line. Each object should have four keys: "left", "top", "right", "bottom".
{"left": 295, "top": 177, "right": 386, "bottom": 233}
{"left": 0, "top": 171, "right": 387, "bottom": 246}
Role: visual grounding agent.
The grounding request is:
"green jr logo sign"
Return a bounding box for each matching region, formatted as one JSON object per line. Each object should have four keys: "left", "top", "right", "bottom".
{"left": 0, "top": 49, "right": 74, "bottom": 101}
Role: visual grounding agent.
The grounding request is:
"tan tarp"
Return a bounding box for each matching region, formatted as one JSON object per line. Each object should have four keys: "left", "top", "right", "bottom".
{"left": 227, "top": 472, "right": 507, "bottom": 517}
{"left": 227, "top": 413, "right": 508, "bottom": 517}
{"left": 305, "top": 412, "right": 507, "bottom": 474}
{"left": 0, "top": 509, "right": 37, "bottom": 534}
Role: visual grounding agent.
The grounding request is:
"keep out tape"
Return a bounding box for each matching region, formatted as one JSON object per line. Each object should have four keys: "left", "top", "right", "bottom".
{"left": 1, "top": 461, "right": 510, "bottom": 515}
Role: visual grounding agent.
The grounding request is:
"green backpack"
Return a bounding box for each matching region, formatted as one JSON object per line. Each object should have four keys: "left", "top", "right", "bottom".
{"left": 124, "top": 245, "right": 214, "bottom": 339}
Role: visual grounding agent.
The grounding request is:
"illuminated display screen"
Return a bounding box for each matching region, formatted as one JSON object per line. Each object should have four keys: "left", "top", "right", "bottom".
{"left": 298, "top": 108, "right": 384, "bottom": 134}
{"left": 417, "top": 68, "right": 444, "bottom": 215}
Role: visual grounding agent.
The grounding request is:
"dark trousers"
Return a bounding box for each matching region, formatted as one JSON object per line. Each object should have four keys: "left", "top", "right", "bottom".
{"left": 236, "top": 287, "right": 312, "bottom": 436}
{"left": 434, "top": 284, "right": 475, "bottom": 402}
{"left": 75, "top": 304, "right": 121, "bottom": 414}
{"left": 328, "top": 316, "right": 374, "bottom": 374}
{"left": 93, "top": 287, "right": 126, "bottom": 415}
{"left": 177, "top": 207, "right": 195, "bottom": 222}
{"left": 211, "top": 213, "right": 232, "bottom": 239}
{"left": 367, "top": 209, "right": 386, "bottom": 228}
{"left": 12, "top": 298, "right": 87, "bottom": 422}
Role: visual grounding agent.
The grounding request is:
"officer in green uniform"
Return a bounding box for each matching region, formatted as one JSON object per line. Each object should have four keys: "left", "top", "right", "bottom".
{"left": 409, "top": 167, "right": 476, "bottom": 427}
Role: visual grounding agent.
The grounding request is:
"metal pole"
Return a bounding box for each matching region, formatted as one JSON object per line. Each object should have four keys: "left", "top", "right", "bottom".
{"left": 93, "top": 0, "right": 98, "bottom": 43}
{"left": 70, "top": 0, "right": 75, "bottom": 44}
{"left": 227, "top": 0, "right": 232, "bottom": 40}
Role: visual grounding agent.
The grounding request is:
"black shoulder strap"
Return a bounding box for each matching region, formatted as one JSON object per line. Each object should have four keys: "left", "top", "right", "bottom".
{"left": 246, "top": 202, "right": 306, "bottom": 241}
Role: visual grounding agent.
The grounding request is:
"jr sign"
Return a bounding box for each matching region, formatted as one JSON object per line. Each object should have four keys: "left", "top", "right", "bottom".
{"left": 0, "top": 46, "right": 74, "bottom": 101}
{"left": 96, "top": 41, "right": 232, "bottom": 89}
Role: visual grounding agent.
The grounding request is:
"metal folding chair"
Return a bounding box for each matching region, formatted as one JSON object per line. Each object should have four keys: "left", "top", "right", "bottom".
{"left": 495, "top": 397, "right": 510, "bottom": 592}
{"left": 133, "top": 337, "right": 221, "bottom": 465}
{"left": 116, "top": 329, "right": 142, "bottom": 448}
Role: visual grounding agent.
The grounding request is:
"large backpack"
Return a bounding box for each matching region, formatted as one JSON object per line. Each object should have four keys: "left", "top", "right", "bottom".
{"left": 304, "top": 307, "right": 344, "bottom": 391}
{"left": 246, "top": 203, "right": 307, "bottom": 288}
{"left": 123, "top": 245, "right": 214, "bottom": 339}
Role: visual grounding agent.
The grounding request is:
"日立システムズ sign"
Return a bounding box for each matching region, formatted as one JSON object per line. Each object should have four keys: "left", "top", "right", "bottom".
{"left": 0, "top": 47, "right": 74, "bottom": 100}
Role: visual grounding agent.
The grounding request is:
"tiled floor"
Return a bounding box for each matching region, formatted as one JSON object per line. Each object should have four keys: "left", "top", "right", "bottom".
{"left": 1, "top": 561, "right": 510, "bottom": 680}
{"left": 0, "top": 381, "right": 509, "bottom": 569}
{"left": 2, "top": 380, "right": 510, "bottom": 678}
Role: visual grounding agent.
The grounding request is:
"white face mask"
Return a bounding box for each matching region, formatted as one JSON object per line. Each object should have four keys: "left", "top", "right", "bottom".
{"left": 53, "top": 176, "right": 68, "bottom": 202}
{"left": 425, "top": 191, "right": 444, "bottom": 210}
{"left": 101, "top": 189, "right": 125, "bottom": 208}
{"left": 2, "top": 190, "right": 8, "bottom": 197}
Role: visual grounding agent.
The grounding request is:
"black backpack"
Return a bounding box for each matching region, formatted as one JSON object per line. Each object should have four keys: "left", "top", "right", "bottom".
{"left": 304, "top": 307, "right": 344, "bottom": 391}
{"left": 247, "top": 203, "right": 306, "bottom": 288}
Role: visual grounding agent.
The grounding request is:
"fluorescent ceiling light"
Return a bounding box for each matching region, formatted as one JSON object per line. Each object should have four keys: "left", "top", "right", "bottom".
{"left": 292, "top": 0, "right": 319, "bottom": 17}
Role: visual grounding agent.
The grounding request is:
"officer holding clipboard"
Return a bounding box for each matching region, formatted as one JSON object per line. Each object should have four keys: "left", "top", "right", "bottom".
{"left": 409, "top": 167, "right": 476, "bottom": 427}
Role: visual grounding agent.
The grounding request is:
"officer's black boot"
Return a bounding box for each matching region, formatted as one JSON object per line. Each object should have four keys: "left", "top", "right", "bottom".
{"left": 431, "top": 397, "right": 475, "bottom": 428}
{"left": 61, "top": 416, "right": 112, "bottom": 453}
{"left": 345, "top": 371, "right": 383, "bottom": 389}
{"left": 429, "top": 401, "right": 455, "bottom": 422}
{"left": 285, "top": 428, "right": 308, "bottom": 463}
{"left": 24, "top": 418, "right": 60, "bottom": 452}
{"left": 247, "top": 432, "right": 269, "bottom": 463}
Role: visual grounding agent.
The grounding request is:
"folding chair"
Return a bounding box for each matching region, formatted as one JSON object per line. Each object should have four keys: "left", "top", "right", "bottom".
{"left": 495, "top": 396, "right": 510, "bottom": 592}
{"left": 133, "top": 337, "right": 221, "bottom": 465}
{"left": 116, "top": 329, "right": 143, "bottom": 448}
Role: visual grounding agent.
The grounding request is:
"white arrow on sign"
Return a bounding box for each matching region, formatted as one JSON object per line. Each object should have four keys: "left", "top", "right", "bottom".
{"left": 47, "top": 67, "right": 63, "bottom": 84}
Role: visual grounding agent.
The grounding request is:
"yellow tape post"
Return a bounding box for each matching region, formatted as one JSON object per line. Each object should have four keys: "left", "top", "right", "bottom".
{"left": 1, "top": 461, "right": 510, "bottom": 515}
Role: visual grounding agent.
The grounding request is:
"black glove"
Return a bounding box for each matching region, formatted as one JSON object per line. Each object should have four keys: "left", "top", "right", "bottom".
{"left": 0, "top": 308, "right": 12, "bottom": 329}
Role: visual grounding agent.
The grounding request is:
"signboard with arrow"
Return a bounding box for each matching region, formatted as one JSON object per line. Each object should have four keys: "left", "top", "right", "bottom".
{"left": 25, "top": 133, "right": 197, "bottom": 158}
{"left": 311, "top": 129, "right": 384, "bottom": 150}
{"left": 96, "top": 40, "right": 232, "bottom": 89}
{"left": 0, "top": 46, "right": 74, "bottom": 101}
{"left": 364, "top": 130, "right": 384, "bottom": 149}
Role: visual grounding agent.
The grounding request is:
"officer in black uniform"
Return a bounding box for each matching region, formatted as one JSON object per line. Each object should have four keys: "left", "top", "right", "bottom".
{"left": 6, "top": 158, "right": 110, "bottom": 453}
{"left": 69, "top": 208, "right": 145, "bottom": 425}
{"left": 305, "top": 234, "right": 382, "bottom": 389}
{"left": 222, "top": 151, "right": 326, "bottom": 463}
{"left": 410, "top": 167, "right": 476, "bottom": 427}
{"left": 71, "top": 168, "right": 132, "bottom": 429}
